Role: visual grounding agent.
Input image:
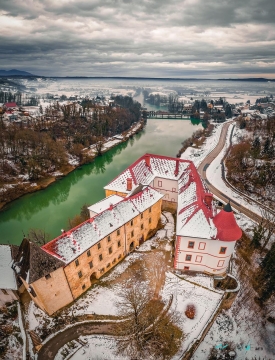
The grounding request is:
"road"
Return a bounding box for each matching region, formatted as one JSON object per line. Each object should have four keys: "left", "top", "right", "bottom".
{"left": 37, "top": 321, "right": 119, "bottom": 360}
{"left": 197, "top": 121, "right": 263, "bottom": 223}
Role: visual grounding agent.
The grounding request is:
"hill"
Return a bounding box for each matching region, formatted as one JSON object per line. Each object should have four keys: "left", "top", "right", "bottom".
{"left": 0, "top": 69, "right": 35, "bottom": 76}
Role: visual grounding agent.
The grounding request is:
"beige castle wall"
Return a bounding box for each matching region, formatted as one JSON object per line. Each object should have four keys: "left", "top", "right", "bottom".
{"left": 65, "top": 198, "right": 163, "bottom": 300}
{"left": 105, "top": 189, "right": 127, "bottom": 198}
{"left": 21, "top": 267, "right": 73, "bottom": 315}
{"left": 124, "top": 198, "right": 162, "bottom": 251}
{"left": 64, "top": 225, "right": 127, "bottom": 299}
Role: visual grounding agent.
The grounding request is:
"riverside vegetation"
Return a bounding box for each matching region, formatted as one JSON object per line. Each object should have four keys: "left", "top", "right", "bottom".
{"left": 0, "top": 95, "right": 141, "bottom": 208}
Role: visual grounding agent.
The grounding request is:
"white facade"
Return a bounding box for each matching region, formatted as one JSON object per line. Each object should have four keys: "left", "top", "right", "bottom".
{"left": 150, "top": 177, "right": 178, "bottom": 203}
{"left": 175, "top": 236, "right": 236, "bottom": 274}
{"left": 0, "top": 245, "right": 18, "bottom": 306}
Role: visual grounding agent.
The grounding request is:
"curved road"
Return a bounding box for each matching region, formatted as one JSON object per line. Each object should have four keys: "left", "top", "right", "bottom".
{"left": 37, "top": 321, "right": 120, "bottom": 360}
{"left": 198, "top": 121, "right": 265, "bottom": 223}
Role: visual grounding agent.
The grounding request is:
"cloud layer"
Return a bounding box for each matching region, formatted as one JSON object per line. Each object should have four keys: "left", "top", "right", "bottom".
{"left": 0, "top": 0, "right": 275, "bottom": 77}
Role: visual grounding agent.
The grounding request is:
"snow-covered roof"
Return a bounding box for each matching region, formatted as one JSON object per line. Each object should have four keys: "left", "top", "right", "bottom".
{"left": 88, "top": 195, "right": 123, "bottom": 215}
{"left": 104, "top": 154, "right": 190, "bottom": 194}
{"left": 0, "top": 245, "right": 17, "bottom": 290}
{"left": 42, "top": 186, "right": 163, "bottom": 264}
{"left": 104, "top": 153, "right": 216, "bottom": 240}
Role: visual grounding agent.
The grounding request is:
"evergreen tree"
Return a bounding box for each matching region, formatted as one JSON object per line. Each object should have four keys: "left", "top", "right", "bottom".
{"left": 263, "top": 138, "right": 270, "bottom": 154}
{"left": 259, "top": 242, "right": 275, "bottom": 302}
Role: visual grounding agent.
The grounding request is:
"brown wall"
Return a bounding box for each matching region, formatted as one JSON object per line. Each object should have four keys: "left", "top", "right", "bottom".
{"left": 162, "top": 200, "right": 177, "bottom": 212}
{"left": 21, "top": 267, "right": 73, "bottom": 315}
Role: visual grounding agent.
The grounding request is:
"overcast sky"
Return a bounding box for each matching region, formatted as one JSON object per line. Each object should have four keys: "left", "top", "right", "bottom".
{"left": 0, "top": 0, "right": 275, "bottom": 78}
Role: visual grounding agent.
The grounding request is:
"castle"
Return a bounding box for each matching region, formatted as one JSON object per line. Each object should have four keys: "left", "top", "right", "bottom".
{"left": 10, "top": 154, "right": 242, "bottom": 315}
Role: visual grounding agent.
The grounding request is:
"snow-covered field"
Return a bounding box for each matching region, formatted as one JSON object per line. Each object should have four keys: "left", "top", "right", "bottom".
{"left": 161, "top": 272, "right": 223, "bottom": 357}
{"left": 57, "top": 335, "right": 124, "bottom": 360}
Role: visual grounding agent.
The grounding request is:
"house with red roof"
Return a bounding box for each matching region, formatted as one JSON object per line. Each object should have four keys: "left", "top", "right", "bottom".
{"left": 4, "top": 102, "right": 18, "bottom": 109}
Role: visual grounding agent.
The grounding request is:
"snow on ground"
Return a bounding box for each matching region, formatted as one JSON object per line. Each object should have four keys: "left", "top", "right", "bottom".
{"left": 193, "top": 300, "right": 275, "bottom": 360}
{"left": 161, "top": 272, "right": 223, "bottom": 357}
{"left": 27, "top": 300, "right": 54, "bottom": 331}
{"left": 206, "top": 123, "right": 264, "bottom": 217}
{"left": 102, "top": 138, "right": 121, "bottom": 150}
{"left": 69, "top": 335, "right": 125, "bottom": 360}
{"left": 180, "top": 121, "right": 224, "bottom": 167}
{"left": 67, "top": 154, "right": 79, "bottom": 166}
{"left": 71, "top": 285, "right": 121, "bottom": 316}
{"left": 180, "top": 273, "right": 215, "bottom": 290}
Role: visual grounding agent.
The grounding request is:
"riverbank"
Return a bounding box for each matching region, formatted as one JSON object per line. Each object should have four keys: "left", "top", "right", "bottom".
{"left": 0, "top": 120, "right": 145, "bottom": 211}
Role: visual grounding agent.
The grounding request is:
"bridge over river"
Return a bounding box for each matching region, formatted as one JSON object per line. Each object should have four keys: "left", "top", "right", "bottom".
{"left": 145, "top": 111, "right": 191, "bottom": 119}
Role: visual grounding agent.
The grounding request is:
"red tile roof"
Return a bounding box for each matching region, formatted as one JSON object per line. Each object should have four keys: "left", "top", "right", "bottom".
{"left": 5, "top": 102, "right": 17, "bottom": 108}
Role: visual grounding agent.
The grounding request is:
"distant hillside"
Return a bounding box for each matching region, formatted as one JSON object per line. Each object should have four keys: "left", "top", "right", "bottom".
{"left": 0, "top": 69, "right": 35, "bottom": 76}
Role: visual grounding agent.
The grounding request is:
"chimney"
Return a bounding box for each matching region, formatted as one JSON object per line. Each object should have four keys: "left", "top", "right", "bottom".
{"left": 204, "top": 193, "right": 213, "bottom": 207}
{"left": 174, "top": 159, "right": 179, "bottom": 176}
{"left": 145, "top": 154, "right": 150, "bottom": 167}
{"left": 109, "top": 203, "right": 113, "bottom": 210}
{"left": 127, "top": 178, "right": 133, "bottom": 191}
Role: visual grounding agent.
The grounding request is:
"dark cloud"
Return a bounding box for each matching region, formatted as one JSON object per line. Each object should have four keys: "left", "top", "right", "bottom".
{"left": 0, "top": 0, "right": 275, "bottom": 77}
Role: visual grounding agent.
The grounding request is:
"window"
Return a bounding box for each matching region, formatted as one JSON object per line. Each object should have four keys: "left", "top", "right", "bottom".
{"left": 78, "top": 271, "right": 83, "bottom": 278}
{"left": 131, "top": 230, "right": 134, "bottom": 237}
{"left": 87, "top": 250, "right": 91, "bottom": 257}
{"left": 99, "top": 254, "right": 103, "bottom": 261}
{"left": 82, "top": 284, "right": 86, "bottom": 290}
{"left": 107, "top": 235, "right": 111, "bottom": 242}
{"left": 45, "top": 274, "right": 51, "bottom": 280}
{"left": 188, "top": 241, "right": 195, "bottom": 249}
{"left": 118, "top": 240, "right": 121, "bottom": 248}
{"left": 217, "top": 260, "right": 225, "bottom": 267}
{"left": 184, "top": 266, "right": 190, "bottom": 270}
{"left": 149, "top": 218, "right": 151, "bottom": 224}
{"left": 199, "top": 242, "right": 206, "bottom": 250}
{"left": 219, "top": 247, "right": 227, "bottom": 254}
{"left": 117, "top": 229, "right": 120, "bottom": 236}
{"left": 118, "top": 254, "right": 122, "bottom": 259}
{"left": 89, "top": 261, "right": 93, "bottom": 269}
{"left": 98, "top": 242, "right": 101, "bottom": 249}
{"left": 107, "top": 263, "right": 110, "bottom": 268}
{"left": 112, "top": 258, "right": 116, "bottom": 264}
{"left": 185, "top": 254, "right": 192, "bottom": 261}
{"left": 158, "top": 180, "right": 162, "bottom": 187}
{"left": 149, "top": 207, "right": 151, "bottom": 213}
{"left": 100, "top": 268, "right": 105, "bottom": 274}
{"left": 195, "top": 255, "right": 202, "bottom": 263}
{"left": 2, "top": 289, "right": 8, "bottom": 295}
{"left": 29, "top": 287, "right": 37, "bottom": 297}
{"left": 75, "top": 259, "right": 79, "bottom": 266}
{"left": 141, "top": 224, "right": 144, "bottom": 230}
{"left": 109, "top": 247, "right": 113, "bottom": 254}
{"left": 141, "top": 213, "right": 143, "bottom": 219}
{"left": 172, "top": 187, "right": 176, "bottom": 192}
{"left": 130, "top": 220, "right": 133, "bottom": 226}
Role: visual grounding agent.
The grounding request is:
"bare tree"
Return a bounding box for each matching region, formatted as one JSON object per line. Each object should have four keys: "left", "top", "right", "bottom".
{"left": 258, "top": 208, "right": 275, "bottom": 251}
{"left": 27, "top": 228, "right": 50, "bottom": 246}
{"left": 115, "top": 279, "right": 183, "bottom": 359}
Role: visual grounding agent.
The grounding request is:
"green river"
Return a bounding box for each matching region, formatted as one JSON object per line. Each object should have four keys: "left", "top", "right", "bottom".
{"left": 0, "top": 118, "right": 202, "bottom": 245}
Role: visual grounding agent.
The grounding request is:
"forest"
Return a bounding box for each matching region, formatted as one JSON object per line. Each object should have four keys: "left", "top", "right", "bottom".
{"left": 0, "top": 95, "right": 141, "bottom": 205}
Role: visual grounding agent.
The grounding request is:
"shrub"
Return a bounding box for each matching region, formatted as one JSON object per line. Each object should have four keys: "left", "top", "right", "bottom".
{"left": 185, "top": 304, "right": 196, "bottom": 319}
